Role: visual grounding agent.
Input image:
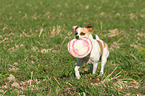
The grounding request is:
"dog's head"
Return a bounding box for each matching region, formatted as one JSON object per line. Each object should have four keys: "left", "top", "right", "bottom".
{"left": 73, "top": 24, "right": 93, "bottom": 39}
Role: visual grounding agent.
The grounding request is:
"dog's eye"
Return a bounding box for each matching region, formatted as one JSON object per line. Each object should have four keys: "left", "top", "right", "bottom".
{"left": 80, "top": 32, "right": 85, "bottom": 35}
{"left": 75, "top": 32, "right": 78, "bottom": 35}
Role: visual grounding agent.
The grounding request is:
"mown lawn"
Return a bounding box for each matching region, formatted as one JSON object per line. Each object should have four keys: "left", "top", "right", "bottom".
{"left": 0, "top": 0, "right": 145, "bottom": 95}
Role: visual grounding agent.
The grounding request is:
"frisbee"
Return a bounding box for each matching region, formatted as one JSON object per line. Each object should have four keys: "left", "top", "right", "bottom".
{"left": 68, "top": 38, "right": 92, "bottom": 58}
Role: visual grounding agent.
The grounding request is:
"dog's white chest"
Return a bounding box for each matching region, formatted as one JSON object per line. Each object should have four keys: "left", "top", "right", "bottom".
{"left": 82, "top": 39, "right": 100, "bottom": 64}
{"left": 89, "top": 39, "right": 100, "bottom": 61}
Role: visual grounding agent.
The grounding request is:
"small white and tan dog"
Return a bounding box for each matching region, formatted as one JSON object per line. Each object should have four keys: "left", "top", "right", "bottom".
{"left": 73, "top": 24, "right": 109, "bottom": 79}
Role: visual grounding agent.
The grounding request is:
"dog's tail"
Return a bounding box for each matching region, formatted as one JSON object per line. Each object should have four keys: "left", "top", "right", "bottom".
{"left": 95, "top": 35, "right": 100, "bottom": 40}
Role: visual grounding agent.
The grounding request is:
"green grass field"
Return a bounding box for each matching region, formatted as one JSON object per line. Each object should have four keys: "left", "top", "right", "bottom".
{"left": 0, "top": 0, "right": 145, "bottom": 95}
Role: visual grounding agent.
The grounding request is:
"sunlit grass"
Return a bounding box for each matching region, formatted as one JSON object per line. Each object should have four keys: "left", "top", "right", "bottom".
{"left": 0, "top": 0, "right": 145, "bottom": 95}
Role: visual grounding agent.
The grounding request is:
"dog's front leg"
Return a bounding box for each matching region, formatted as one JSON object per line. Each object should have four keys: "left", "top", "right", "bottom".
{"left": 74, "top": 59, "right": 83, "bottom": 79}
{"left": 92, "top": 62, "right": 98, "bottom": 74}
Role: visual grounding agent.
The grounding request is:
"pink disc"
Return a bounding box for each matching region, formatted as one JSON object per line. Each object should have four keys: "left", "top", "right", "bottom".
{"left": 68, "top": 38, "right": 92, "bottom": 58}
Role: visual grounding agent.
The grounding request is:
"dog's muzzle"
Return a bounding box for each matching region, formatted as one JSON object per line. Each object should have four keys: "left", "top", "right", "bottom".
{"left": 75, "top": 36, "right": 79, "bottom": 39}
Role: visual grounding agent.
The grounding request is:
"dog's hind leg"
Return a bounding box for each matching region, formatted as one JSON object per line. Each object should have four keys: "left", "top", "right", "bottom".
{"left": 74, "top": 59, "right": 83, "bottom": 79}
{"left": 100, "top": 43, "right": 109, "bottom": 76}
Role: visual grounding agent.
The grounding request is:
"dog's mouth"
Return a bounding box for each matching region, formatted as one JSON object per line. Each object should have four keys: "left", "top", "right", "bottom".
{"left": 75, "top": 36, "right": 88, "bottom": 39}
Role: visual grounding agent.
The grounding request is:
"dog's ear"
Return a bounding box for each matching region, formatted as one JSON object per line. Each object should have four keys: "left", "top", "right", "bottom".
{"left": 73, "top": 26, "right": 79, "bottom": 31}
{"left": 84, "top": 24, "right": 93, "bottom": 31}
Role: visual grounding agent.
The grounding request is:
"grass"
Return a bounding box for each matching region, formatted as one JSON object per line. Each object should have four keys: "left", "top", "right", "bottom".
{"left": 0, "top": 0, "right": 145, "bottom": 95}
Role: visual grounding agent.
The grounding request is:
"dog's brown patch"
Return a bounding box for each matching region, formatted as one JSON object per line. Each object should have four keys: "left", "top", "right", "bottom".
{"left": 80, "top": 28, "right": 91, "bottom": 38}
{"left": 97, "top": 40, "right": 103, "bottom": 56}
{"left": 103, "top": 41, "right": 109, "bottom": 51}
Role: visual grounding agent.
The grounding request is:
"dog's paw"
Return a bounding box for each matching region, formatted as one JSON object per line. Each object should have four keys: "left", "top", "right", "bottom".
{"left": 76, "top": 75, "right": 81, "bottom": 79}
{"left": 99, "top": 72, "right": 103, "bottom": 76}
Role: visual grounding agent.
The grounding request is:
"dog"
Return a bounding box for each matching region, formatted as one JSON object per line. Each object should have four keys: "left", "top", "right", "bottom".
{"left": 73, "top": 24, "right": 109, "bottom": 79}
